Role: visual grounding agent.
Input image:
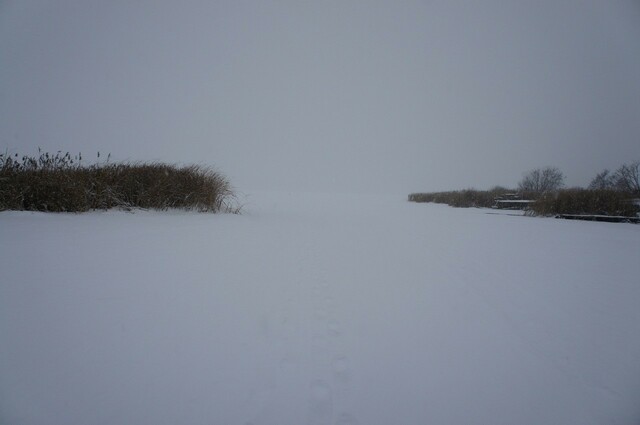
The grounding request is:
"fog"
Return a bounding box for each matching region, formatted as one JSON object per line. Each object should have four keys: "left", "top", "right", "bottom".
{"left": 1, "top": 1, "right": 639, "bottom": 193}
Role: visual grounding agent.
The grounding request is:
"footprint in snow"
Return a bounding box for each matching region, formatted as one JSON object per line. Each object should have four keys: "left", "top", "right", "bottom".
{"left": 331, "top": 356, "right": 349, "bottom": 383}
{"left": 327, "top": 320, "right": 340, "bottom": 336}
{"left": 315, "top": 308, "right": 328, "bottom": 320}
{"left": 335, "top": 413, "right": 359, "bottom": 425}
{"left": 312, "top": 334, "right": 328, "bottom": 350}
{"left": 308, "top": 380, "right": 333, "bottom": 425}
{"left": 279, "top": 357, "right": 298, "bottom": 372}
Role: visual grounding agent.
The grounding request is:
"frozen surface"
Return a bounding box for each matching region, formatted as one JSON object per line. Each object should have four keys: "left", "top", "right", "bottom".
{"left": 1, "top": 192, "right": 639, "bottom": 425}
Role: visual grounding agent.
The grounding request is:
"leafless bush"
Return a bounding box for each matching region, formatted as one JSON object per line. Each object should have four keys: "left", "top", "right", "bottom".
{"left": 588, "top": 169, "right": 615, "bottom": 190}
{"left": 612, "top": 161, "right": 640, "bottom": 195}
{"left": 518, "top": 167, "right": 564, "bottom": 196}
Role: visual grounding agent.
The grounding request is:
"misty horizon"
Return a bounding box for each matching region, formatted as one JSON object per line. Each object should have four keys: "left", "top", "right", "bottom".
{"left": 1, "top": 1, "right": 639, "bottom": 193}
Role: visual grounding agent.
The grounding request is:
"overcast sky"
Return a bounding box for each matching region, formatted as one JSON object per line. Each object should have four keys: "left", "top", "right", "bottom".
{"left": 1, "top": 1, "right": 639, "bottom": 193}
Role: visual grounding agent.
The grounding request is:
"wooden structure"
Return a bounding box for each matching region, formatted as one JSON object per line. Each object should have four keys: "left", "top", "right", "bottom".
{"left": 492, "top": 194, "right": 533, "bottom": 210}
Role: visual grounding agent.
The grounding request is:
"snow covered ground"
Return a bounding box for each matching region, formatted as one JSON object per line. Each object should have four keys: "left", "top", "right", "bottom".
{"left": 1, "top": 192, "right": 639, "bottom": 425}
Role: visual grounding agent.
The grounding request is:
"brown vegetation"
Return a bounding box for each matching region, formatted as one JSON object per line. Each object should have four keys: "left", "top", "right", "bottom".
{"left": 529, "top": 189, "right": 638, "bottom": 217}
{"left": 0, "top": 151, "right": 237, "bottom": 213}
{"left": 408, "top": 187, "right": 514, "bottom": 208}
{"left": 409, "top": 163, "right": 640, "bottom": 221}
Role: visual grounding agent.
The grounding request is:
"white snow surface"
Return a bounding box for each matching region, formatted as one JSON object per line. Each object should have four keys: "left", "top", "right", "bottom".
{"left": 1, "top": 192, "right": 639, "bottom": 425}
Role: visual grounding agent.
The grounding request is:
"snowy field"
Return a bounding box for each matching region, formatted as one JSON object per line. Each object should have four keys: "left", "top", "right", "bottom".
{"left": 1, "top": 192, "right": 639, "bottom": 425}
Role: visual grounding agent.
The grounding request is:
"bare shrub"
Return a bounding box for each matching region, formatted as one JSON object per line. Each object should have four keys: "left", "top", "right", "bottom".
{"left": 588, "top": 169, "right": 615, "bottom": 190}
{"left": 612, "top": 161, "right": 640, "bottom": 195}
{"left": 518, "top": 167, "right": 564, "bottom": 196}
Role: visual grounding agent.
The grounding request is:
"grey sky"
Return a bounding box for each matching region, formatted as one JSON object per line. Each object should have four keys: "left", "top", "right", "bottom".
{"left": 1, "top": 1, "right": 639, "bottom": 193}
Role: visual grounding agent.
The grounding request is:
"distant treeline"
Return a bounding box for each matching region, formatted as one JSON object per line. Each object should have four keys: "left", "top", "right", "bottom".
{"left": 409, "top": 163, "right": 640, "bottom": 218}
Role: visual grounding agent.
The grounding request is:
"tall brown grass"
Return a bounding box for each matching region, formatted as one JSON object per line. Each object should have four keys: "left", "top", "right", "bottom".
{"left": 0, "top": 151, "right": 238, "bottom": 213}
